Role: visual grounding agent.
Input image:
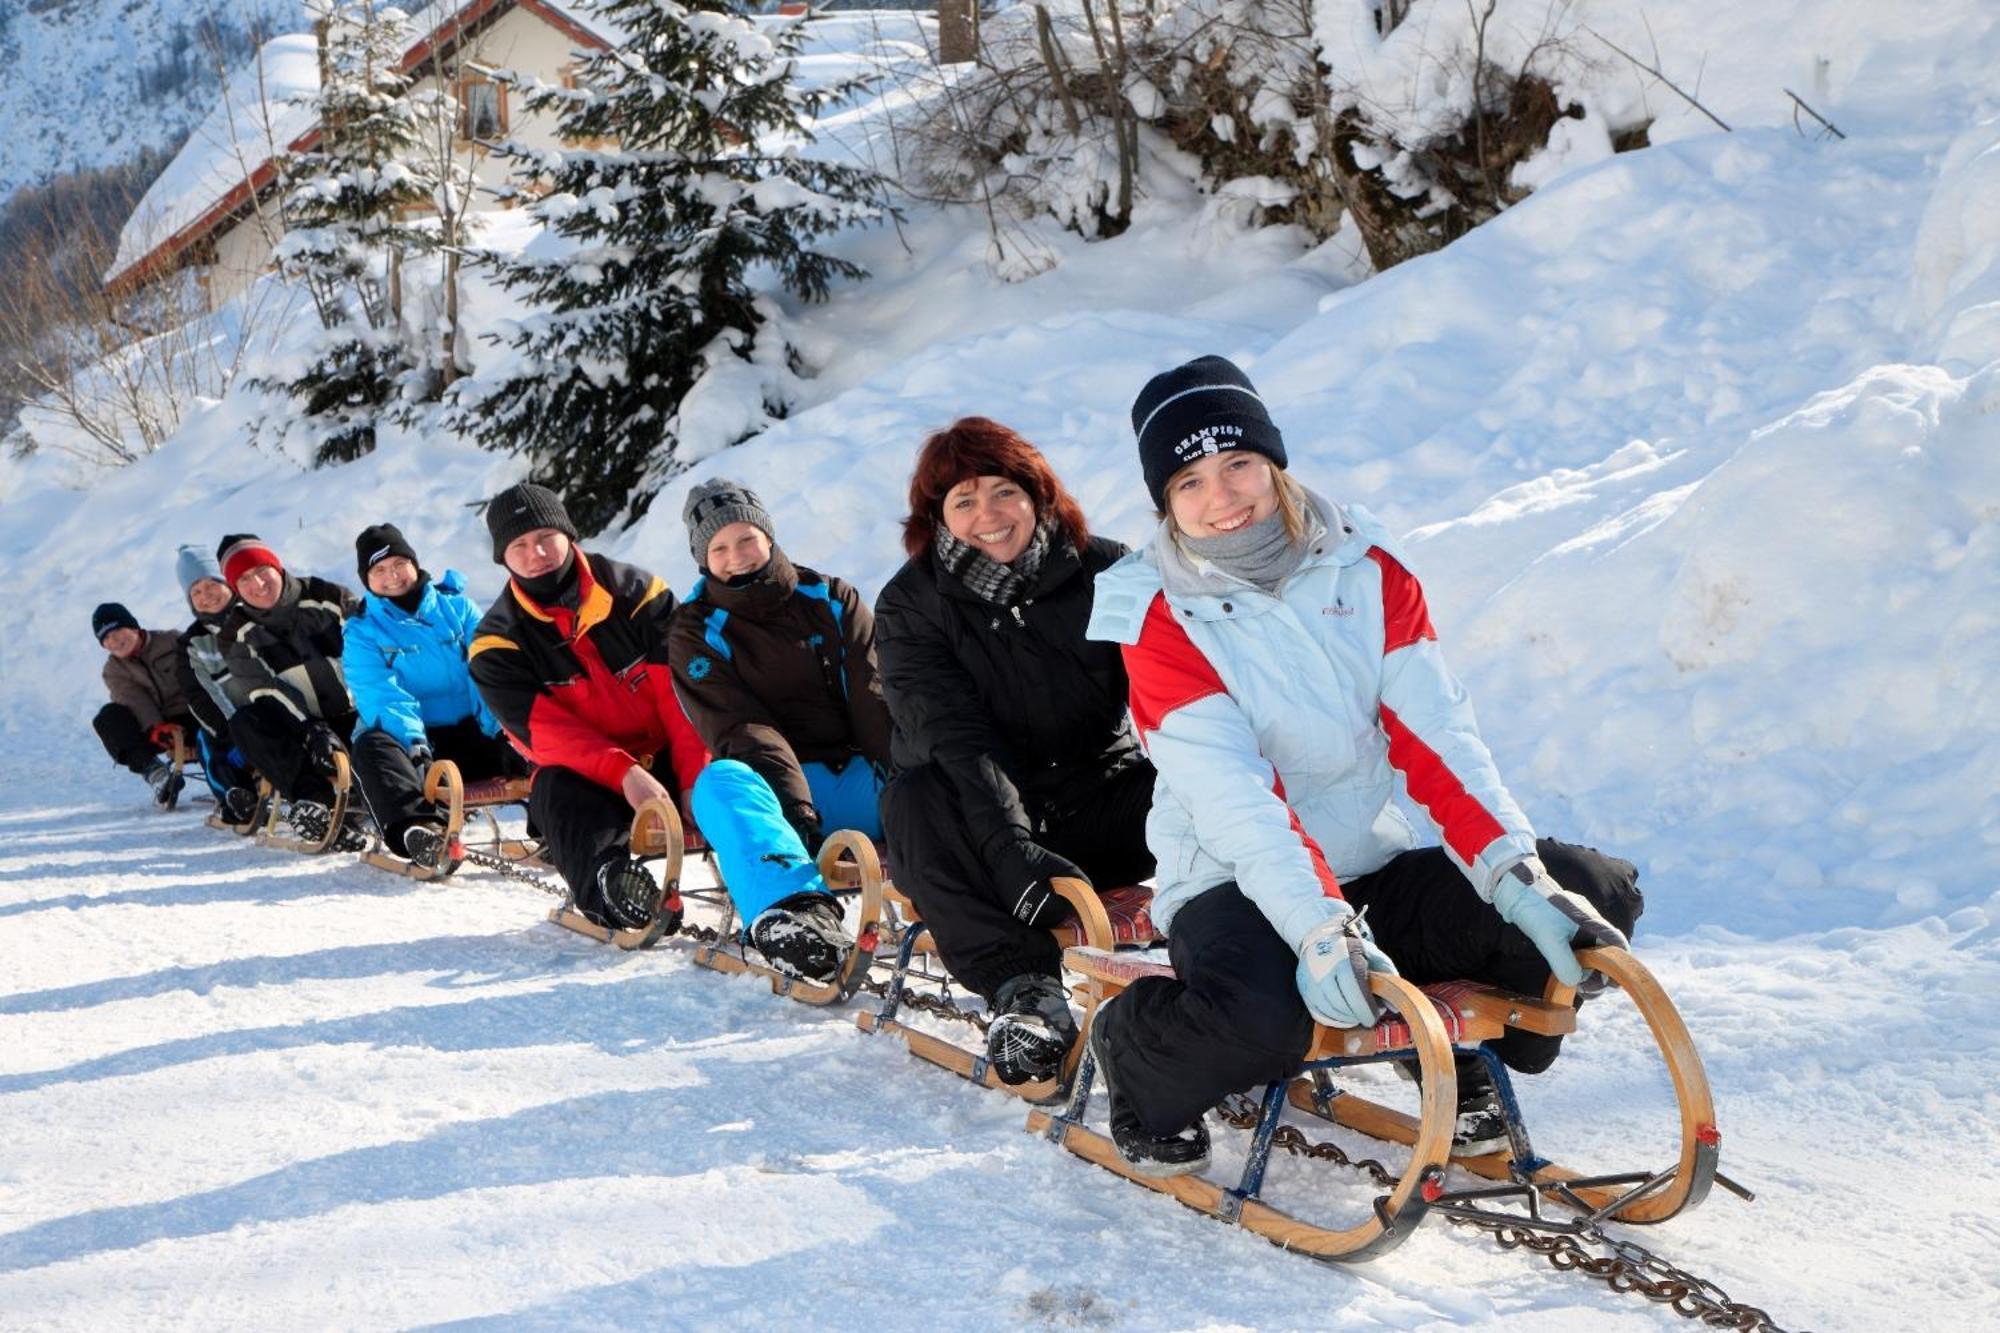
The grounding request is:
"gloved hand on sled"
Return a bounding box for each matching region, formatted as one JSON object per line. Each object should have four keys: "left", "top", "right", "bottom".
{"left": 1295, "top": 902, "right": 1398, "bottom": 1029}
{"left": 305, "top": 722, "right": 343, "bottom": 777}
{"left": 1490, "top": 857, "right": 1629, "bottom": 987}
{"left": 784, "top": 804, "right": 825, "bottom": 858}
{"left": 147, "top": 721, "right": 179, "bottom": 750}
{"left": 408, "top": 742, "right": 434, "bottom": 771}
{"left": 995, "top": 835, "right": 1087, "bottom": 929}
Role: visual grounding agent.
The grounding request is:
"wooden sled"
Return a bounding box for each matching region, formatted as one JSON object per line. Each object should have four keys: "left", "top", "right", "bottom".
{"left": 681, "top": 832, "right": 889, "bottom": 1004}
{"left": 253, "top": 750, "right": 354, "bottom": 854}
{"left": 855, "top": 874, "right": 1160, "bottom": 1104}
{"left": 161, "top": 723, "right": 191, "bottom": 812}
{"left": 1287, "top": 945, "right": 1726, "bottom": 1228}
{"left": 357, "top": 759, "right": 502, "bottom": 881}
{"left": 1028, "top": 948, "right": 1456, "bottom": 1264}
{"left": 546, "top": 796, "right": 685, "bottom": 950}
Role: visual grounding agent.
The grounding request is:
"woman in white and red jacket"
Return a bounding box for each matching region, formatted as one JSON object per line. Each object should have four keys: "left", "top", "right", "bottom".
{"left": 1084, "top": 355, "right": 1642, "bottom": 1178}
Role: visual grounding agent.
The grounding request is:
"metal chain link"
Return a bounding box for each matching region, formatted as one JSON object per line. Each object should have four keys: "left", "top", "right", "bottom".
{"left": 1213, "top": 1096, "right": 1802, "bottom": 1332}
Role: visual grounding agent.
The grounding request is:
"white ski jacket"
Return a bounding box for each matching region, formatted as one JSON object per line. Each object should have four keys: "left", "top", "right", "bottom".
{"left": 1086, "top": 490, "right": 1538, "bottom": 954}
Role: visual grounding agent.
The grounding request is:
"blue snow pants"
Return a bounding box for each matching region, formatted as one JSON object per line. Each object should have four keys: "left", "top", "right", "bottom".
{"left": 195, "top": 730, "right": 253, "bottom": 802}
{"left": 691, "top": 758, "right": 884, "bottom": 927}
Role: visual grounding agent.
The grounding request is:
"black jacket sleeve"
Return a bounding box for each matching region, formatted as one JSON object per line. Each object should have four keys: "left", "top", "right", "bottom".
{"left": 874, "top": 567, "right": 1032, "bottom": 854}
{"left": 832, "top": 577, "right": 894, "bottom": 768}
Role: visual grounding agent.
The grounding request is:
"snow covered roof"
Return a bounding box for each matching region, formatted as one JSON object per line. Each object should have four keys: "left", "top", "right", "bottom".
{"left": 104, "top": 0, "right": 618, "bottom": 293}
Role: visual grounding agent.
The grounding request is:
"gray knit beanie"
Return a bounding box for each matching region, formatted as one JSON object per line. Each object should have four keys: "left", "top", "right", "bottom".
{"left": 176, "top": 543, "right": 225, "bottom": 597}
{"left": 485, "top": 482, "right": 578, "bottom": 563}
{"left": 683, "top": 477, "right": 775, "bottom": 572}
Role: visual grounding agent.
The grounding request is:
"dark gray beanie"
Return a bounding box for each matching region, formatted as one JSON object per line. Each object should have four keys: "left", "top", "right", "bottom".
{"left": 683, "top": 477, "right": 774, "bottom": 572}
{"left": 1130, "top": 354, "right": 1287, "bottom": 509}
{"left": 485, "top": 482, "right": 578, "bottom": 563}
{"left": 92, "top": 602, "right": 140, "bottom": 643}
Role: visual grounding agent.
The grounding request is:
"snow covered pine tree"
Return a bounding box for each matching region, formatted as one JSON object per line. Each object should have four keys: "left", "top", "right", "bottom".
{"left": 450, "top": 0, "right": 883, "bottom": 536}
{"left": 265, "top": 0, "right": 459, "bottom": 464}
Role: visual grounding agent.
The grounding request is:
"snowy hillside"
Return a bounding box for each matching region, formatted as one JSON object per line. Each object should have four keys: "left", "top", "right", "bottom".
{"left": 0, "top": 0, "right": 310, "bottom": 204}
{"left": 3, "top": 1, "right": 1999, "bottom": 1328}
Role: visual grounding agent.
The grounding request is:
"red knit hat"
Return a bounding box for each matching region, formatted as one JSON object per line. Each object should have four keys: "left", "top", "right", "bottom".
{"left": 218, "top": 534, "right": 283, "bottom": 589}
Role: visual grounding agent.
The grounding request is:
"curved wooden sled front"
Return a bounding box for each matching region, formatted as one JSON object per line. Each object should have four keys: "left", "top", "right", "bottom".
{"left": 547, "top": 796, "right": 684, "bottom": 949}
{"left": 1287, "top": 945, "right": 1718, "bottom": 1225}
{"left": 688, "top": 830, "right": 887, "bottom": 1004}
{"left": 1028, "top": 963, "right": 1456, "bottom": 1263}
{"left": 254, "top": 750, "right": 352, "bottom": 853}
{"left": 855, "top": 876, "right": 1154, "bottom": 1104}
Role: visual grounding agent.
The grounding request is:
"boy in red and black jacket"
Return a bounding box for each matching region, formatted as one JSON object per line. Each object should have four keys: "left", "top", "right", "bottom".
{"left": 469, "top": 482, "right": 708, "bottom": 927}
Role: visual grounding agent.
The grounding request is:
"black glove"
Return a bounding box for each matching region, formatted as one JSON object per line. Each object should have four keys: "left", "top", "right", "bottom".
{"left": 305, "top": 722, "right": 342, "bottom": 777}
{"left": 409, "top": 742, "right": 434, "bottom": 771}
{"left": 785, "top": 805, "right": 825, "bottom": 858}
{"left": 994, "top": 836, "right": 1088, "bottom": 928}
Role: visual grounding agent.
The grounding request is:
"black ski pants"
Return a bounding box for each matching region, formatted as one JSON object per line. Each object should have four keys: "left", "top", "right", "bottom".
{"left": 532, "top": 753, "right": 687, "bottom": 922}
{"left": 350, "top": 720, "right": 525, "bottom": 857}
{"left": 92, "top": 703, "right": 197, "bottom": 774}
{"left": 227, "top": 697, "right": 358, "bottom": 803}
{"left": 880, "top": 760, "right": 1158, "bottom": 1001}
{"left": 1096, "top": 838, "right": 1642, "bottom": 1137}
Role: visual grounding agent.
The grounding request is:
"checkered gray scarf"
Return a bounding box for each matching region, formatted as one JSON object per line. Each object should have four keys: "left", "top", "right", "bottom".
{"left": 934, "top": 519, "right": 1053, "bottom": 606}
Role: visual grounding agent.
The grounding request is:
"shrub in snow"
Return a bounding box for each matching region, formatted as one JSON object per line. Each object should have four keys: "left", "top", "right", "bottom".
{"left": 446, "top": 0, "right": 885, "bottom": 537}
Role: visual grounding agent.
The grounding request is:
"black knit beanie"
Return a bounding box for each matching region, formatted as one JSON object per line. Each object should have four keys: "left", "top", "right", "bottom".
{"left": 1130, "top": 355, "right": 1287, "bottom": 509}
{"left": 355, "top": 523, "right": 420, "bottom": 582}
{"left": 91, "top": 602, "right": 140, "bottom": 644}
{"left": 683, "top": 477, "right": 775, "bottom": 572}
{"left": 485, "top": 482, "right": 579, "bottom": 564}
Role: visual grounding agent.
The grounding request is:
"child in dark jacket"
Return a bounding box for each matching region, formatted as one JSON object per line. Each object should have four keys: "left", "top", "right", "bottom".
{"left": 90, "top": 601, "right": 198, "bottom": 807}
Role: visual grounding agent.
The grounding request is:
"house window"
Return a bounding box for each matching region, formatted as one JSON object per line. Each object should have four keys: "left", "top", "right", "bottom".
{"left": 459, "top": 78, "right": 506, "bottom": 141}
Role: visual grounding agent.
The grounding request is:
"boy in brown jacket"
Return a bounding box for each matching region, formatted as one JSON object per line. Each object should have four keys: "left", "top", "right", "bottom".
{"left": 91, "top": 602, "right": 199, "bottom": 806}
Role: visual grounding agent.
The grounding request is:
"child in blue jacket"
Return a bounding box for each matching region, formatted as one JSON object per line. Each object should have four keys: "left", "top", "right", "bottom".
{"left": 345, "top": 523, "right": 524, "bottom": 866}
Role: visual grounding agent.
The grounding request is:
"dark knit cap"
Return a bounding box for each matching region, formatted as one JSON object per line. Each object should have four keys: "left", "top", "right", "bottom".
{"left": 1130, "top": 354, "right": 1287, "bottom": 509}
{"left": 683, "top": 477, "right": 774, "bottom": 571}
{"left": 91, "top": 602, "right": 140, "bottom": 644}
{"left": 485, "top": 482, "right": 578, "bottom": 564}
{"left": 355, "top": 523, "right": 420, "bottom": 582}
{"left": 217, "top": 533, "right": 283, "bottom": 589}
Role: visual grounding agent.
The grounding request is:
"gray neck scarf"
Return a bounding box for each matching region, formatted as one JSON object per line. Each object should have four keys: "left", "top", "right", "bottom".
{"left": 935, "top": 519, "right": 1053, "bottom": 606}
{"left": 1180, "top": 511, "right": 1310, "bottom": 593}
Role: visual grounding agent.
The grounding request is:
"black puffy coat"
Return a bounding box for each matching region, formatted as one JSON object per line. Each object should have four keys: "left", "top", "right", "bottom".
{"left": 218, "top": 573, "right": 359, "bottom": 723}
{"left": 874, "top": 534, "right": 1146, "bottom": 856}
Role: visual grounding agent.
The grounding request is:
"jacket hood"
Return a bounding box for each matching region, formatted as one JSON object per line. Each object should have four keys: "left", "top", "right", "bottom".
{"left": 1089, "top": 488, "right": 1386, "bottom": 643}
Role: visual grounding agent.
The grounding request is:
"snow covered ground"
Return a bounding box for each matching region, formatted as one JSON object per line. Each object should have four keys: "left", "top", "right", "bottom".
{"left": 3, "top": 1, "right": 2000, "bottom": 1328}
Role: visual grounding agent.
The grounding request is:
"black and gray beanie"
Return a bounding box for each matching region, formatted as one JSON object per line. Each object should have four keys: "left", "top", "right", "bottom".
{"left": 485, "top": 482, "right": 578, "bottom": 564}
{"left": 683, "top": 477, "right": 774, "bottom": 572}
{"left": 1130, "top": 354, "right": 1287, "bottom": 509}
{"left": 355, "top": 522, "right": 420, "bottom": 582}
{"left": 92, "top": 602, "right": 140, "bottom": 644}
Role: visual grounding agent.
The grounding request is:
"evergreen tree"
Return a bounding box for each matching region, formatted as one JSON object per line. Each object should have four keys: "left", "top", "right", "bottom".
{"left": 265, "top": 0, "right": 447, "bottom": 464}
{"left": 450, "top": 0, "right": 884, "bottom": 536}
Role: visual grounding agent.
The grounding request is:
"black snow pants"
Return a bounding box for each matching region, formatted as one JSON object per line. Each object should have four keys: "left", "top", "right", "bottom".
{"left": 879, "top": 760, "right": 1158, "bottom": 1001}
{"left": 92, "top": 702, "right": 196, "bottom": 774}
{"left": 1096, "top": 838, "right": 1643, "bottom": 1137}
{"left": 350, "top": 720, "right": 526, "bottom": 858}
{"left": 227, "top": 697, "right": 359, "bottom": 803}
{"left": 532, "top": 752, "right": 688, "bottom": 922}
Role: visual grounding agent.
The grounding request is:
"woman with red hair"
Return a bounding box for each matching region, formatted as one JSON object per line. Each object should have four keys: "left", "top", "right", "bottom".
{"left": 876, "top": 417, "right": 1157, "bottom": 1087}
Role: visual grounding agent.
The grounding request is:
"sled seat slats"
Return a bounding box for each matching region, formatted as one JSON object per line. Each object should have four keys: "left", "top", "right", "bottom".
{"left": 1050, "top": 884, "right": 1157, "bottom": 948}
{"left": 462, "top": 776, "right": 534, "bottom": 807}
{"left": 1062, "top": 947, "right": 1576, "bottom": 1052}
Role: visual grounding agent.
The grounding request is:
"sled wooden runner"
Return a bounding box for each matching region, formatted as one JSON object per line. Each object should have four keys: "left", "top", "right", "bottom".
{"left": 162, "top": 724, "right": 190, "bottom": 812}
{"left": 1287, "top": 945, "right": 1722, "bottom": 1226}
{"left": 1028, "top": 949, "right": 1456, "bottom": 1264}
{"left": 253, "top": 750, "right": 353, "bottom": 854}
{"left": 854, "top": 874, "right": 1161, "bottom": 1104}
{"left": 358, "top": 759, "right": 487, "bottom": 881}
{"left": 683, "top": 831, "right": 889, "bottom": 1005}
{"left": 546, "top": 796, "right": 685, "bottom": 950}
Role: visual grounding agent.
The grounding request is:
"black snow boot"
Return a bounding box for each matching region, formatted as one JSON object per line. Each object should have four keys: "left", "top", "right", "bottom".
{"left": 1450, "top": 1054, "right": 1511, "bottom": 1157}
{"left": 1088, "top": 996, "right": 1210, "bottom": 1177}
{"left": 985, "top": 973, "right": 1078, "bottom": 1086}
{"left": 595, "top": 856, "right": 659, "bottom": 929}
{"left": 748, "top": 892, "right": 852, "bottom": 982}
{"left": 223, "top": 786, "right": 260, "bottom": 824}
{"left": 402, "top": 822, "right": 454, "bottom": 871}
{"left": 288, "top": 800, "right": 368, "bottom": 852}
{"left": 144, "top": 759, "right": 184, "bottom": 809}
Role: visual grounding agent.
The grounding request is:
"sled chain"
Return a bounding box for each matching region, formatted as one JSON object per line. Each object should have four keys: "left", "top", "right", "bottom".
{"left": 457, "top": 845, "right": 567, "bottom": 897}
{"left": 1216, "top": 1097, "right": 1801, "bottom": 1331}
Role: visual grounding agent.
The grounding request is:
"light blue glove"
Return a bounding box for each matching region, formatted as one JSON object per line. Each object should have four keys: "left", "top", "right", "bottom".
{"left": 1295, "top": 902, "right": 1399, "bottom": 1029}
{"left": 1490, "top": 858, "right": 1630, "bottom": 987}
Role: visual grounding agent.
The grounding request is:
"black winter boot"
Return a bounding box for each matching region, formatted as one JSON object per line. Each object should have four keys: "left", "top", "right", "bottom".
{"left": 595, "top": 857, "right": 659, "bottom": 929}
{"left": 1450, "top": 1053, "right": 1510, "bottom": 1157}
{"left": 1089, "top": 996, "right": 1210, "bottom": 1177}
{"left": 402, "top": 822, "right": 453, "bottom": 871}
{"left": 985, "top": 973, "right": 1078, "bottom": 1085}
{"left": 144, "top": 759, "right": 184, "bottom": 809}
{"left": 748, "top": 892, "right": 851, "bottom": 982}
